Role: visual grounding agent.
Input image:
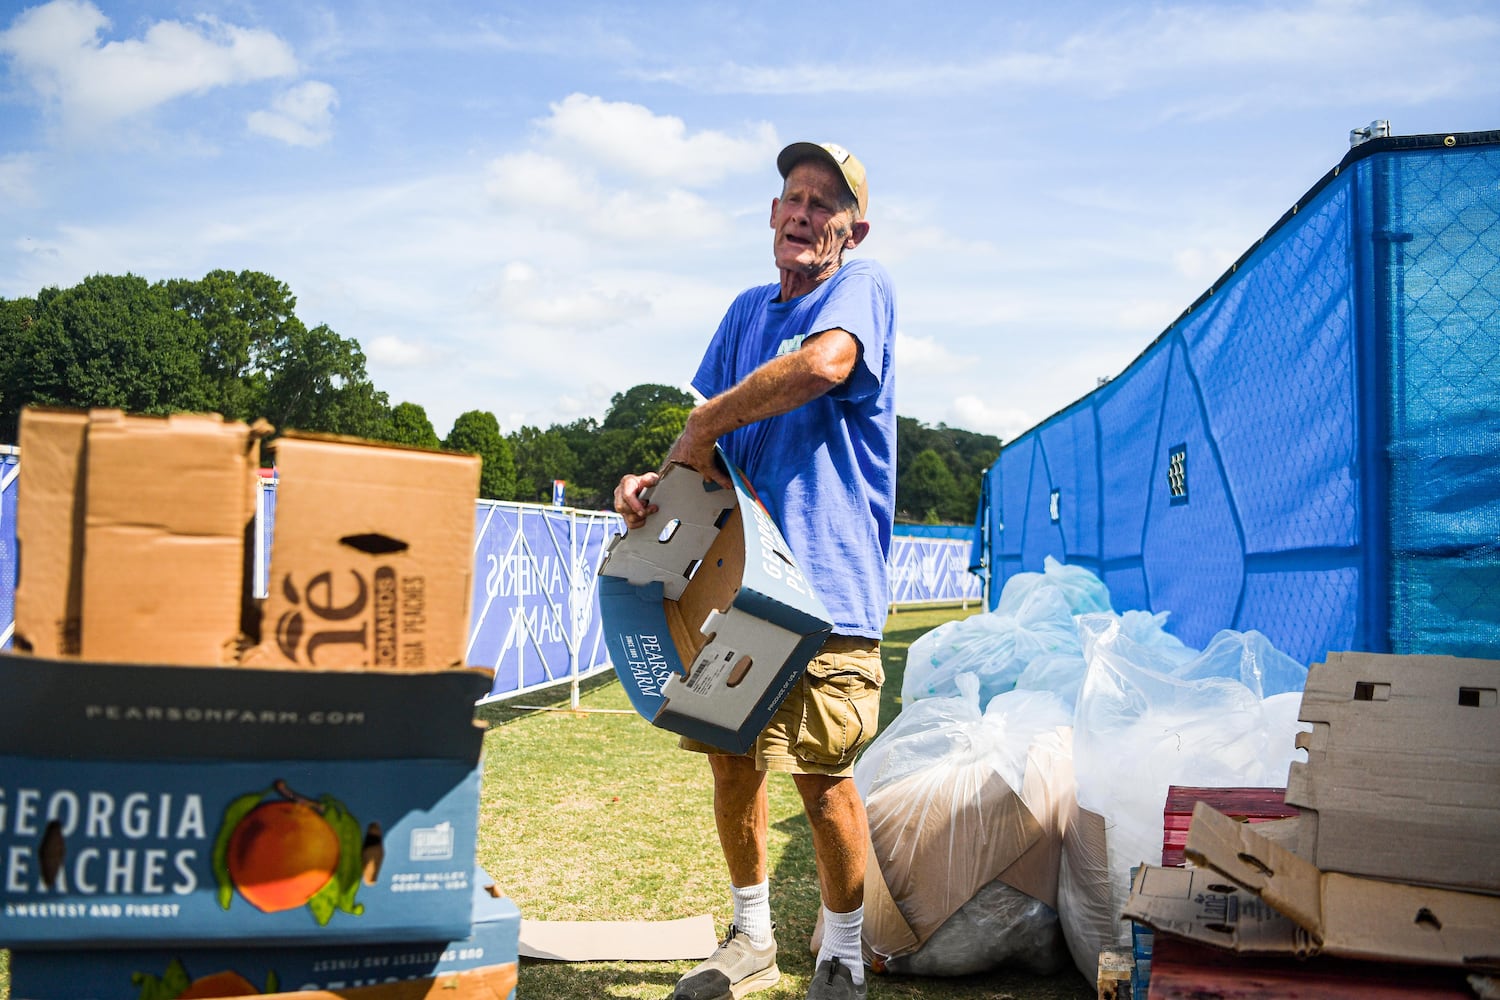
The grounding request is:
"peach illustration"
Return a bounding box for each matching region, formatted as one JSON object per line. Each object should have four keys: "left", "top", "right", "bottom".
{"left": 226, "top": 793, "right": 341, "bottom": 914}
{"left": 178, "top": 970, "right": 260, "bottom": 998}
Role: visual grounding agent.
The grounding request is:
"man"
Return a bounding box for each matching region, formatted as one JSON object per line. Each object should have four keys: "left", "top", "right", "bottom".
{"left": 614, "top": 141, "right": 896, "bottom": 1000}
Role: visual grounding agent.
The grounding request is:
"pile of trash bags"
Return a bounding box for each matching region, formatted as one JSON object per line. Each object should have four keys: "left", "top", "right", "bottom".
{"left": 857, "top": 557, "right": 1310, "bottom": 980}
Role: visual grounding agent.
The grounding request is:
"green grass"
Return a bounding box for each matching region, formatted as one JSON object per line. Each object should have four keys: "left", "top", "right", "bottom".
{"left": 0, "top": 604, "right": 1093, "bottom": 999}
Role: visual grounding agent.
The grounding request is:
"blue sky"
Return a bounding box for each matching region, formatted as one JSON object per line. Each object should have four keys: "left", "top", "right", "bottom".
{"left": 2, "top": 0, "right": 1497, "bottom": 442}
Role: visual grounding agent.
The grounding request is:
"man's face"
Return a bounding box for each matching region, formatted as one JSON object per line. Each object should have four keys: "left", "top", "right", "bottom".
{"left": 770, "top": 160, "right": 861, "bottom": 278}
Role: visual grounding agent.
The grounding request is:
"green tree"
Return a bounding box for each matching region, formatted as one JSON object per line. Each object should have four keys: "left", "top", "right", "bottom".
{"left": 163, "top": 269, "right": 301, "bottom": 422}
{"left": 572, "top": 384, "right": 697, "bottom": 505}
{"left": 599, "top": 383, "right": 695, "bottom": 432}
{"left": 383, "top": 401, "right": 441, "bottom": 449}
{"left": 445, "top": 410, "right": 516, "bottom": 500}
{"left": 629, "top": 403, "right": 691, "bottom": 471}
{"left": 262, "top": 322, "right": 389, "bottom": 437}
{"left": 896, "top": 416, "right": 1000, "bottom": 522}
{"left": 512, "top": 425, "right": 578, "bottom": 504}
{"left": 900, "top": 448, "right": 960, "bottom": 523}
{"left": 553, "top": 417, "right": 604, "bottom": 507}
{"left": 3, "top": 275, "right": 213, "bottom": 436}
{"left": 0, "top": 296, "right": 39, "bottom": 442}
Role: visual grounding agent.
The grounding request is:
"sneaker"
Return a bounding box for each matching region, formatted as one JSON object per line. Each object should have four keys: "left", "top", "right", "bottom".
{"left": 672, "top": 924, "right": 780, "bottom": 1000}
{"left": 805, "top": 957, "right": 866, "bottom": 1000}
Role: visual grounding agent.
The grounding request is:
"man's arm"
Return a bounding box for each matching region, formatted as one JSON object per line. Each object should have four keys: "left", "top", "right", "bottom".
{"left": 613, "top": 328, "right": 859, "bottom": 527}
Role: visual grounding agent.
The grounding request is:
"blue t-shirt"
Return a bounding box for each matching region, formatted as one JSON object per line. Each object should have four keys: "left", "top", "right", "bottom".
{"left": 693, "top": 258, "right": 897, "bottom": 639}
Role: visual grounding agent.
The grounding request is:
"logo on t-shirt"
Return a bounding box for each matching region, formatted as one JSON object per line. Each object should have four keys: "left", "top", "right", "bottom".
{"left": 776, "top": 334, "right": 805, "bottom": 357}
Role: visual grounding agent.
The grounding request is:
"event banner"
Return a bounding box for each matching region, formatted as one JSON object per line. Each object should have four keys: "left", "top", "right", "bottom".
{"left": 466, "top": 502, "right": 620, "bottom": 701}
{"left": 887, "top": 535, "right": 983, "bottom": 607}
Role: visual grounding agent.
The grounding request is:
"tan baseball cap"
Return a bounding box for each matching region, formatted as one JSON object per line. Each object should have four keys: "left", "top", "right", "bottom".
{"left": 777, "top": 141, "right": 868, "bottom": 218}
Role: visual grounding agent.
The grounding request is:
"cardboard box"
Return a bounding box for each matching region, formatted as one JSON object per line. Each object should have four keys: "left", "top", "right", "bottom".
{"left": 597, "top": 452, "right": 832, "bottom": 754}
{"left": 1285, "top": 652, "right": 1500, "bottom": 893}
{"left": 1120, "top": 802, "right": 1500, "bottom": 971}
{"left": 12, "top": 408, "right": 88, "bottom": 658}
{"left": 79, "top": 410, "right": 267, "bottom": 665}
{"left": 8, "top": 868, "right": 519, "bottom": 998}
{"left": 243, "top": 432, "right": 481, "bottom": 671}
{"left": 0, "top": 653, "right": 491, "bottom": 948}
{"left": 13, "top": 408, "right": 265, "bottom": 665}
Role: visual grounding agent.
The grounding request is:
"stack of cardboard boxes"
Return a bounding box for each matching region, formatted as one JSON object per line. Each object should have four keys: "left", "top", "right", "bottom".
{"left": 0, "top": 407, "right": 520, "bottom": 999}
{"left": 1123, "top": 651, "right": 1500, "bottom": 997}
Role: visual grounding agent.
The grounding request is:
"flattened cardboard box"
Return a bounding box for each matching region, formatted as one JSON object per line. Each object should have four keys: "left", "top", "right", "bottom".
{"left": 0, "top": 653, "right": 491, "bottom": 948}
{"left": 244, "top": 433, "right": 481, "bottom": 671}
{"left": 9, "top": 867, "right": 519, "bottom": 999}
{"left": 1121, "top": 802, "right": 1500, "bottom": 971}
{"left": 1286, "top": 651, "right": 1500, "bottom": 893}
{"left": 597, "top": 452, "right": 832, "bottom": 754}
{"left": 13, "top": 408, "right": 264, "bottom": 665}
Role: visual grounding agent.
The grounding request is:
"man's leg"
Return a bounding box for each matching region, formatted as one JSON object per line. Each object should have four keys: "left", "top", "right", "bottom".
{"left": 710, "top": 753, "right": 770, "bottom": 886}
{"left": 673, "top": 754, "right": 780, "bottom": 1000}
{"left": 791, "top": 773, "right": 866, "bottom": 910}
{"left": 796, "top": 773, "right": 870, "bottom": 998}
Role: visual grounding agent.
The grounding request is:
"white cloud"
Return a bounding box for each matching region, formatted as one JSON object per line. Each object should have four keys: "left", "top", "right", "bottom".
{"left": 1173, "top": 245, "right": 1241, "bottom": 284}
{"left": 947, "top": 395, "right": 1035, "bottom": 442}
{"left": 0, "top": 0, "right": 298, "bottom": 130}
{"left": 485, "top": 150, "right": 595, "bottom": 211}
{"left": 478, "top": 94, "right": 779, "bottom": 251}
{"left": 540, "top": 93, "right": 778, "bottom": 186}
{"left": 896, "top": 330, "right": 971, "bottom": 374}
{"left": 491, "top": 260, "right": 651, "bottom": 328}
{"left": 367, "top": 335, "right": 431, "bottom": 366}
{"left": 647, "top": 0, "right": 1499, "bottom": 114}
{"left": 0, "top": 154, "right": 38, "bottom": 206}
{"left": 248, "top": 80, "right": 339, "bottom": 146}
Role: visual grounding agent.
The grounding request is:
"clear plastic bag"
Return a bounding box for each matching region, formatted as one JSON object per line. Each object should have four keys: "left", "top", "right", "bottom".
{"left": 854, "top": 677, "right": 1073, "bottom": 972}
{"left": 1057, "top": 614, "right": 1308, "bottom": 978}
{"left": 994, "top": 555, "right": 1112, "bottom": 618}
{"left": 900, "top": 584, "right": 1078, "bottom": 706}
{"left": 882, "top": 879, "right": 1069, "bottom": 977}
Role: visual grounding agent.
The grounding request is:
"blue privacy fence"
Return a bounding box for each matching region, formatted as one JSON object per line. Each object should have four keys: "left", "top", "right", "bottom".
{"left": 971, "top": 129, "right": 1500, "bottom": 664}
{"left": 0, "top": 467, "right": 977, "bottom": 696}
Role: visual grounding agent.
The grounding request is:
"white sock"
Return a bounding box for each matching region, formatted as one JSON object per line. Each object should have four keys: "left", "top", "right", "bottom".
{"left": 731, "top": 880, "right": 773, "bottom": 949}
{"left": 816, "top": 904, "right": 865, "bottom": 984}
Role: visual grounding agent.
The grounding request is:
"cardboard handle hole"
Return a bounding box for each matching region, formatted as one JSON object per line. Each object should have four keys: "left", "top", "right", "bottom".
{"left": 657, "top": 518, "right": 682, "bottom": 544}
{"left": 1459, "top": 687, "right": 1496, "bottom": 707}
{"left": 1207, "top": 883, "right": 1239, "bottom": 894}
{"left": 1353, "top": 681, "right": 1390, "bottom": 702}
{"left": 1236, "top": 852, "right": 1274, "bottom": 877}
{"left": 725, "top": 655, "right": 754, "bottom": 688}
{"left": 39, "top": 820, "right": 65, "bottom": 889}
{"left": 361, "top": 821, "right": 384, "bottom": 886}
{"left": 340, "top": 533, "right": 409, "bottom": 555}
{"left": 1413, "top": 907, "right": 1442, "bottom": 930}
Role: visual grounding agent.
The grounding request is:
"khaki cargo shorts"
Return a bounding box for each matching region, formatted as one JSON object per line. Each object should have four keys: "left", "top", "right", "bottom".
{"left": 679, "top": 635, "right": 885, "bottom": 777}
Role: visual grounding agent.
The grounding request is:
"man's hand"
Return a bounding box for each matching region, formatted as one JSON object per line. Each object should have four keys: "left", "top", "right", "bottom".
{"left": 662, "top": 416, "right": 732, "bottom": 491}
{"left": 613, "top": 470, "right": 661, "bottom": 530}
